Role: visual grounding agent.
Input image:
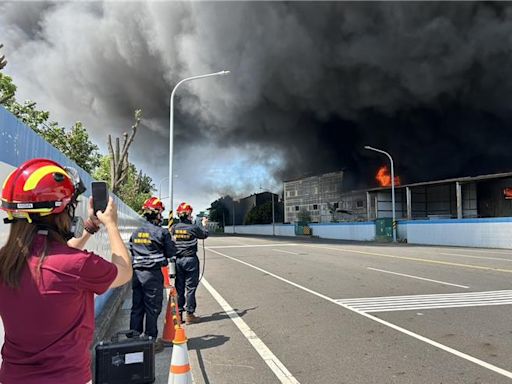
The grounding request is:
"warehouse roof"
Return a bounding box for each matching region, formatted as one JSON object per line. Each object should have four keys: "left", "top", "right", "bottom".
{"left": 365, "top": 171, "right": 512, "bottom": 192}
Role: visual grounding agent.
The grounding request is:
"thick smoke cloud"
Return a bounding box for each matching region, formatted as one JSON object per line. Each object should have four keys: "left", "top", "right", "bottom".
{"left": 2, "top": 2, "right": 512, "bottom": 210}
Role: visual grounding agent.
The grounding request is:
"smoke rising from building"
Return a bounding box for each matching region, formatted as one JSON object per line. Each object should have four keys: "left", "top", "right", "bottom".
{"left": 2, "top": 2, "right": 512, "bottom": 208}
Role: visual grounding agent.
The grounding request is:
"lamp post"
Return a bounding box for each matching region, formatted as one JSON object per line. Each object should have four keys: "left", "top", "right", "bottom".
{"left": 364, "top": 145, "right": 397, "bottom": 242}
{"left": 169, "top": 70, "right": 230, "bottom": 216}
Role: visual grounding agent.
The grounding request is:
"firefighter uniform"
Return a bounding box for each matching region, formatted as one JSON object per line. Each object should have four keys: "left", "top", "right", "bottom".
{"left": 170, "top": 218, "right": 208, "bottom": 318}
{"left": 129, "top": 202, "right": 175, "bottom": 339}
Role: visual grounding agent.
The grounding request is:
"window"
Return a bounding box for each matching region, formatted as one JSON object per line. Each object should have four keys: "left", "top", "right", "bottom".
{"left": 286, "top": 191, "right": 290, "bottom": 197}
{"left": 295, "top": 206, "right": 300, "bottom": 211}
{"left": 313, "top": 204, "right": 318, "bottom": 210}
{"left": 356, "top": 200, "right": 364, "bottom": 208}
{"left": 333, "top": 202, "right": 339, "bottom": 209}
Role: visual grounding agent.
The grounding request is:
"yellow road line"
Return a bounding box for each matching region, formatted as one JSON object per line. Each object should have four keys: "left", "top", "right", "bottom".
{"left": 301, "top": 245, "right": 512, "bottom": 274}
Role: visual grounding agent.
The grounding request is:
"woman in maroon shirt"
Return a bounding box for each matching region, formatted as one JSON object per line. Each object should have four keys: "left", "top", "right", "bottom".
{"left": 0, "top": 159, "right": 133, "bottom": 384}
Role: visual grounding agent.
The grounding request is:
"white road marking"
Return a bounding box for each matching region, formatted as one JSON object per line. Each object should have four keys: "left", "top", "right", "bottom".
{"left": 432, "top": 247, "right": 512, "bottom": 255}
{"left": 440, "top": 252, "right": 512, "bottom": 262}
{"left": 457, "top": 248, "right": 511, "bottom": 255}
{"left": 367, "top": 267, "right": 470, "bottom": 288}
{"left": 206, "top": 248, "right": 512, "bottom": 380}
{"left": 200, "top": 277, "right": 300, "bottom": 384}
{"left": 272, "top": 249, "right": 301, "bottom": 255}
{"left": 338, "top": 290, "right": 512, "bottom": 312}
{"left": 206, "top": 243, "right": 299, "bottom": 249}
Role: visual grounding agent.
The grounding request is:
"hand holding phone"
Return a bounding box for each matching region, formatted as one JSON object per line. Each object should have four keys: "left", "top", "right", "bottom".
{"left": 96, "top": 197, "right": 118, "bottom": 227}
{"left": 91, "top": 181, "right": 109, "bottom": 215}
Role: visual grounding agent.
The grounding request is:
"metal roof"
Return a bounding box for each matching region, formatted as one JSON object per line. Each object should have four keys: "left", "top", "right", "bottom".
{"left": 283, "top": 170, "right": 344, "bottom": 183}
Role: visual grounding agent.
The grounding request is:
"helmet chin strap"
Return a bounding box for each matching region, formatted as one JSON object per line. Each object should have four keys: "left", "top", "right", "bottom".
{"left": 33, "top": 203, "right": 84, "bottom": 241}
{"left": 34, "top": 218, "right": 83, "bottom": 241}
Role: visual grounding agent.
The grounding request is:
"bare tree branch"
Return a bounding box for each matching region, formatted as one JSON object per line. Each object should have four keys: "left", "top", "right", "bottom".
{"left": 107, "top": 109, "right": 143, "bottom": 194}
{"left": 107, "top": 134, "right": 116, "bottom": 188}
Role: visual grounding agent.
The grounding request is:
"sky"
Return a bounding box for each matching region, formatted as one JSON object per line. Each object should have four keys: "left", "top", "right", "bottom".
{"left": 2, "top": 1, "right": 512, "bottom": 214}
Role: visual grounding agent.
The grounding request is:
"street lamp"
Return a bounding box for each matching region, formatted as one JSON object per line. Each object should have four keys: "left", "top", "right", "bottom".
{"left": 364, "top": 145, "right": 397, "bottom": 242}
{"left": 169, "top": 70, "right": 230, "bottom": 216}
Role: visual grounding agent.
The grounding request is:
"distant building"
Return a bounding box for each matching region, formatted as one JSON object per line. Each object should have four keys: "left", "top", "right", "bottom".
{"left": 239, "top": 192, "right": 280, "bottom": 224}
{"left": 220, "top": 192, "right": 281, "bottom": 226}
{"left": 339, "top": 171, "right": 512, "bottom": 221}
{"left": 283, "top": 171, "right": 344, "bottom": 223}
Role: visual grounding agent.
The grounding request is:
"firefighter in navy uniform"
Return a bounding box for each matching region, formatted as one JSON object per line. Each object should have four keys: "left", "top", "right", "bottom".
{"left": 129, "top": 197, "right": 176, "bottom": 352}
{"left": 171, "top": 202, "right": 208, "bottom": 324}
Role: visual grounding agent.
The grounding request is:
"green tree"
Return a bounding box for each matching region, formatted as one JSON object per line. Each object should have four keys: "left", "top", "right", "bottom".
{"left": 0, "top": 73, "right": 16, "bottom": 105}
{"left": 208, "top": 198, "right": 230, "bottom": 226}
{"left": 33, "top": 121, "right": 101, "bottom": 173}
{"left": 297, "top": 208, "right": 311, "bottom": 223}
{"left": 244, "top": 202, "right": 273, "bottom": 225}
{"left": 93, "top": 155, "right": 154, "bottom": 212}
{"left": 326, "top": 202, "right": 339, "bottom": 223}
{"left": 0, "top": 70, "right": 100, "bottom": 173}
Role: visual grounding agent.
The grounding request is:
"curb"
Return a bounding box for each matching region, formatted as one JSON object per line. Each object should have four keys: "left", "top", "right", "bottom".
{"left": 93, "top": 283, "right": 130, "bottom": 346}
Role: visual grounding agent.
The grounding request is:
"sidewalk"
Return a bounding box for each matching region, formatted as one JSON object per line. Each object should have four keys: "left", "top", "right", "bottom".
{"left": 102, "top": 289, "right": 174, "bottom": 383}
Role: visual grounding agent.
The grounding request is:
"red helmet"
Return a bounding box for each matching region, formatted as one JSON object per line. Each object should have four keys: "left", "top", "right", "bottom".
{"left": 142, "top": 197, "right": 164, "bottom": 213}
{"left": 176, "top": 202, "right": 193, "bottom": 216}
{"left": 1, "top": 158, "right": 85, "bottom": 222}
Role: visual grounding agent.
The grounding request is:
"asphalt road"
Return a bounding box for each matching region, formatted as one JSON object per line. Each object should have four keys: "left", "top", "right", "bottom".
{"left": 182, "top": 235, "right": 512, "bottom": 384}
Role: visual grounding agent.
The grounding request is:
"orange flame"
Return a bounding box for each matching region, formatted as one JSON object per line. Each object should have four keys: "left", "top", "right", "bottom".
{"left": 376, "top": 166, "right": 400, "bottom": 187}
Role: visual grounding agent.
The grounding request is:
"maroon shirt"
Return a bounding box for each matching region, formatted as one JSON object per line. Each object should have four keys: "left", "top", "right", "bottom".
{"left": 0, "top": 235, "right": 117, "bottom": 384}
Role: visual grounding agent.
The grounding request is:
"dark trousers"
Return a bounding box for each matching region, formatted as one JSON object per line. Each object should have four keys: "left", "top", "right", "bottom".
{"left": 175, "top": 256, "right": 200, "bottom": 314}
{"left": 130, "top": 268, "right": 164, "bottom": 338}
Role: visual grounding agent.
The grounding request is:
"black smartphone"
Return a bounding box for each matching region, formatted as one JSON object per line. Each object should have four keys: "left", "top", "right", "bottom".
{"left": 91, "top": 181, "right": 109, "bottom": 214}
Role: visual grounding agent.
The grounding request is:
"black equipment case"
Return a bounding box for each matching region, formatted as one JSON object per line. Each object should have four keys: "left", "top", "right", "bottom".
{"left": 95, "top": 330, "right": 155, "bottom": 384}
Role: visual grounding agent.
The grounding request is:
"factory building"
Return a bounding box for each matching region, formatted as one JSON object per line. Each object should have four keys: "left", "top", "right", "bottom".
{"left": 283, "top": 171, "right": 344, "bottom": 223}
{"left": 283, "top": 170, "right": 512, "bottom": 223}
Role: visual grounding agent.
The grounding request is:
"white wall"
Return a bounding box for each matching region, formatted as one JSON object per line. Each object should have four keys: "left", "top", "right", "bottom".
{"left": 225, "top": 222, "right": 375, "bottom": 241}
{"left": 309, "top": 223, "right": 376, "bottom": 241}
{"left": 406, "top": 218, "right": 512, "bottom": 249}
{"left": 397, "top": 221, "right": 408, "bottom": 241}
{"left": 225, "top": 224, "right": 296, "bottom": 237}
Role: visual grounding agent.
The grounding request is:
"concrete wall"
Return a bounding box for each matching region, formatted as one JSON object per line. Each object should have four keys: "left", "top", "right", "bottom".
{"left": 397, "top": 220, "right": 408, "bottom": 241}
{"left": 405, "top": 218, "right": 512, "bottom": 249}
{"left": 225, "top": 224, "right": 296, "bottom": 237}
{"left": 309, "top": 222, "right": 376, "bottom": 241}
{"left": 226, "top": 218, "right": 512, "bottom": 250}
{"left": 225, "top": 222, "right": 376, "bottom": 241}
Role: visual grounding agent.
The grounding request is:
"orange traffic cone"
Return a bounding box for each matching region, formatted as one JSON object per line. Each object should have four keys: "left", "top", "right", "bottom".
{"left": 162, "top": 289, "right": 178, "bottom": 343}
{"left": 167, "top": 327, "right": 192, "bottom": 384}
{"left": 162, "top": 266, "right": 172, "bottom": 288}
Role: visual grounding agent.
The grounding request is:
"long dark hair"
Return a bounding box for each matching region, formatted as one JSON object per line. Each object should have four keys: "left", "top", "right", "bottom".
{"left": 0, "top": 213, "right": 70, "bottom": 288}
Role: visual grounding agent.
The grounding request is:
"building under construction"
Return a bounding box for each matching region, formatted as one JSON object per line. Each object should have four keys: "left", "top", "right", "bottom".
{"left": 283, "top": 171, "right": 344, "bottom": 223}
